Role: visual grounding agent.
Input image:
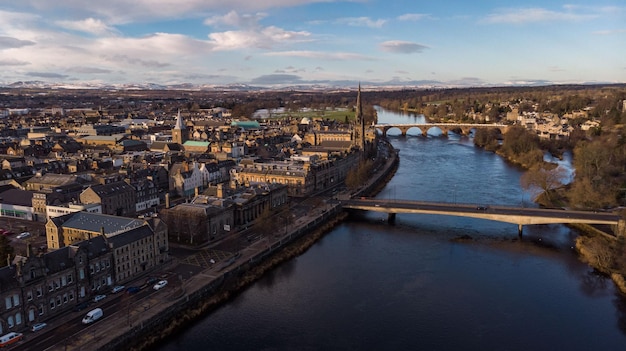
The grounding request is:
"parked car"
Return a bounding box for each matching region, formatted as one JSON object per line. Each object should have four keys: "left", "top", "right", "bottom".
{"left": 31, "top": 322, "right": 47, "bottom": 332}
{"left": 93, "top": 294, "right": 106, "bottom": 303}
{"left": 73, "top": 301, "right": 90, "bottom": 312}
{"left": 145, "top": 277, "right": 158, "bottom": 285}
{"left": 153, "top": 280, "right": 168, "bottom": 290}
{"left": 111, "top": 285, "right": 125, "bottom": 294}
{"left": 126, "top": 286, "right": 140, "bottom": 294}
{"left": 16, "top": 232, "right": 31, "bottom": 239}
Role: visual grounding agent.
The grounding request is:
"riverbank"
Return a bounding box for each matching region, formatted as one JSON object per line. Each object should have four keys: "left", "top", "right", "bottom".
{"left": 86, "top": 139, "right": 400, "bottom": 351}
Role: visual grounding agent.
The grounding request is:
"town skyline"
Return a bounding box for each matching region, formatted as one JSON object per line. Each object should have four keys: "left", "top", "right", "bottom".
{"left": 1, "top": 0, "right": 625, "bottom": 88}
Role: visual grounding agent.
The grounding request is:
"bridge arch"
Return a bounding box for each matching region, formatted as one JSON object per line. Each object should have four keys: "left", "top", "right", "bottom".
{"left": 374, "top": 123, "right": 509, "bottom": 138}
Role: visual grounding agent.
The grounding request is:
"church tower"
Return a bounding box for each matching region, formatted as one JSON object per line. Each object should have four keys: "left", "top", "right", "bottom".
{"left": 354, "top": 84, "right": 366, "bottom": 152}
{"left": 172, "top": 109, "right": 187, "bottom": 144}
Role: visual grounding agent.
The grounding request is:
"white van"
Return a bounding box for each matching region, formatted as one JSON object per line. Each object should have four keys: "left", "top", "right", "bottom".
{"left": 82, "top": 308, "right": 103, "bottom": 324}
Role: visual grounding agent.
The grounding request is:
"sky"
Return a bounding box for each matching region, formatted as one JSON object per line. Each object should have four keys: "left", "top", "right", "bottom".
{"left": 0, "top": 0, "right": 624, "bottom": 88}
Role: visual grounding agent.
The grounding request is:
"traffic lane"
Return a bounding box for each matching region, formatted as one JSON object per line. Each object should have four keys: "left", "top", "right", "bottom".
{"left": 19, "top": 278, "right": 175, "bottom": 351}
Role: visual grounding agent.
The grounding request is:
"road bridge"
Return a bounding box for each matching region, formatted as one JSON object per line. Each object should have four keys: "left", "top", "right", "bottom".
{"left": 373, "top": 123, "right": 509, "bottom": 137}
{"left": 342, "top": 198, "right": 623, "bottom": 237}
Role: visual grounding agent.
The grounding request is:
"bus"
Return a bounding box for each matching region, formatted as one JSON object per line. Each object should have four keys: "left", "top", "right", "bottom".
{"left": 0, "top": 332, "right": 23, "bottom": 347}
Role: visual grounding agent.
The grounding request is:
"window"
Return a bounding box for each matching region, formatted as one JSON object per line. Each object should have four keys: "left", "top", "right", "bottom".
{"left": 50, "top": 299, "right": 55, "bottom": 309}
{"left": 38, "top": 304, "right": 44, "bottom": 315}
{"left": 5, "top": 296, "right": 12, "bottom": 310}
{"left": 67, "top": 274, "right": 73, "bottom": 284}
{"left": 36, "top": 287, "right": 43, "bottom": 297}
{"left": 15, "top": 312, "right": 21, "bottom": 325}
{"left": 7, "top": 316, "right": 13, "bottom": 328}
{"left": 79, "top": 268, "right": 84, "bottom": 280}
{"left": 12, "top": 294, "right": 19, "bottom": 307}
{"left": 27, "top": 291, "right": 33, "bottom": 301}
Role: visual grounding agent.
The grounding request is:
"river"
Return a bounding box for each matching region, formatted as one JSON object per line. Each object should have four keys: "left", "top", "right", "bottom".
{"left": 158, "top": 108, "right": 626, "bottom": 351}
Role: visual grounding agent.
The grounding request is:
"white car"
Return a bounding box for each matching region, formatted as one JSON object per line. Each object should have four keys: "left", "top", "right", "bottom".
{"left": 111, "top": 285, "right": 125, "bottom": 294}
{"left": 153, "top": 280, "right": 168, "bottom": 290}
{"left": 16, "top": 232, "right": 31, "bottom": 239}
{"left": 31, "top": 322, "right": 47, "bottom": 332}
{"left": 93, "top": 294, "right": 106, "bottom": 303}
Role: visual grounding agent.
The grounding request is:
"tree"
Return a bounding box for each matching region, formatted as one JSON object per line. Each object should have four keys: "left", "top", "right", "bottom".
{"left": 520, "top": 164, "right": 568, "bottom": 205}
{"left": 0, "top": 235, "right": 14, "bottom": 268}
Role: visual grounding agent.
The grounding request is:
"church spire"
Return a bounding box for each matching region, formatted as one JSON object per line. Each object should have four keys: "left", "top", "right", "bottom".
{"left": 174, "top": 109, "right": 185, "bottom": 130}
{"left": 355, "top": 84, "right": 365, "bottom": 152}
{"left": 172, "top": 109, "right": 187, "bottom": 144}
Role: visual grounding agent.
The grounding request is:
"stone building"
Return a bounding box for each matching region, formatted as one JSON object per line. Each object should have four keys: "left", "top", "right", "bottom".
{"left": 0, "top": 236, "right": 112, "bottom": 334}
{"left": 79, "top": 180, "right": 136, "bottom": 217}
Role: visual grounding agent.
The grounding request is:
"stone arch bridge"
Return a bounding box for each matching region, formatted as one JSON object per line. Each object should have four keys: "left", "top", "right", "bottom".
{"left": 373, "top": 123, "right": 510, "bottom": 137}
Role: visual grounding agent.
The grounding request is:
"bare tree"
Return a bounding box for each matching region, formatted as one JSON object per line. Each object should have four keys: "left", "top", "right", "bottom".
{"left": 520, "top": 164, "right": 568, "bottom": 205}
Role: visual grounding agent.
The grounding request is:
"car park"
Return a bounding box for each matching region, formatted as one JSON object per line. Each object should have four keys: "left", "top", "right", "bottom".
{"left": 111, "top": 285, "right": 125, "bottom": 294}
{"left": 16, "top": 232, "right": 31, "bottom": 239}
{"left": 153, "top": 280, "right": 168, "bottom": 290}
{"left": 31, "top": 322, "right": 47, "bottom": 332}
{"left": 93, "top": 294, "right": 106, "bottom": 303}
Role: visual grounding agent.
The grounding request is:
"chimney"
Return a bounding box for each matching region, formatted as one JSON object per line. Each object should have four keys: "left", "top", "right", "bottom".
{"left": 195, "top": 187, "right": 199, "bottom": 197}
{"left": 7, "top": 254, "right": 10, "bottom": 267}
{"left": 217, "top": 184, "right": 223, "bottom": 199}
{"left": 165, "top": 193, "right": 170, "bottom": 208}
{"left": 26, "top": 243, "right": 31, "bottom": 257}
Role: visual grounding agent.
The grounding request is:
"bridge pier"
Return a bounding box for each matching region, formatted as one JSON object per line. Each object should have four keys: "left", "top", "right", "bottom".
{"left": 388, "top": 213, "right": 396, "bottom": 223}
{"left": 518, "top": 224, "right": 523, "bottom": 238}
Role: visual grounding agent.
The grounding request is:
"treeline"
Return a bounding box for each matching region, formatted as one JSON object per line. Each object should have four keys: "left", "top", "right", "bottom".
{"left": 375, "top": 84, "right": 626, "bottom": 124}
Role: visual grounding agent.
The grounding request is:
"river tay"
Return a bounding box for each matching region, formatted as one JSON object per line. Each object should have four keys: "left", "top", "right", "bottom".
{"left": 158, "top": 108, "right": 626, "bottom": 351}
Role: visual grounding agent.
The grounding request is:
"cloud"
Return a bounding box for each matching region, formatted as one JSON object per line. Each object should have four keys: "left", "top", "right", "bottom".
{"left": 0, "top": 36, "right": 36, "bottom": 49}
{"left": 592, "top": 29, "right": 626, "bottom": 35}
{"left": 275, "top": 66, "right": 305, "bottom": 74}
{"left": 250, "top": 73, "right": 302, "bottom": 85}
{"left": 0, "top": 59, "right": 30, "bottom": 66}
{"left": 448, "top": 77, "right": 487, "bottom": 86}
{"left": 12, "top": 0, "right": 339, "bottom": 24}
{"left": 265, "top": 50, "right": 375, "bottom": 61}
{"left": 66, "top": 66, "right": 112, "bottom": 74}
{"left": 483, "top": 7, "right": 600, "bottom": 24}
{"left": 103, "top": 54, "right": 171, "bottom": 68}
{"left": 336, "top": 17, "right": 386, "bottom": 28}
{"left": 379, "top": 41, "right": 428, "bottom": 54}
{"left": 56, "top": 18, "right": 119, "bottom": 36}
{"left": 208, "top": 26, "right": 311, "bottom": 50}
{"left": 397, "top": 13, "right": 430, "bottom": 21}
{"left": 26, "top": 72, "right": 69, "bottom": 79}
{"left": 204, "top": 11, "right": 266, "bottom": 28}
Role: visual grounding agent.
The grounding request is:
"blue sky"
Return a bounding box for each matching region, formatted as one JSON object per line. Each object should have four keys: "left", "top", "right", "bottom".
{"left": 0, "top": 0, "right": 624, "bottom": 87}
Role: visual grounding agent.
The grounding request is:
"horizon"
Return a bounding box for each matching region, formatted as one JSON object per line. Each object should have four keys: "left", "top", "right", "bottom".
{"left": 1, "top": 1, "right": 625, "bottom": 88}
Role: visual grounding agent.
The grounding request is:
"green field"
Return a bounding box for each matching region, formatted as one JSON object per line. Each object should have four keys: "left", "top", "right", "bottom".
{"left": 271, "top": 108, "right": 355, "bottom": 122}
